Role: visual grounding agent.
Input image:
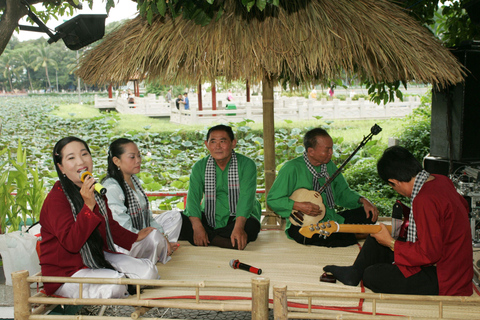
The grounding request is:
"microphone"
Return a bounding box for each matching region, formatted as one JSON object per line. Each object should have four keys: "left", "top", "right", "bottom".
{"left": 229, "top": 259, "right": 262, "bottom": 275}
{"left": 79, "top": 170, "right": 107, "bottom": 195}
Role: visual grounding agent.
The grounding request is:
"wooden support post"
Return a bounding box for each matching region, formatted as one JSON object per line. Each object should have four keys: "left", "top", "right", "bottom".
{"left": 246, "top": 79, "right": 251, "bottom": 102}
{"left": 262, "top": 75, "right": 282, "bottom": 227}
{"left": 251, "top": 277, "right": 270, "bottom": 320}
{"left": 273, "top": 285, "right": 288, "bottom": 320}
{"left": 12, "top": 270, "right": 31, "bottom": 320}
{"left": 108, "top": 83, "right": 113, "bottom": 99}
{"left": 212, "top": 83, "right": 217, "bottom": 110}
{"left": 198, "top": 82, "right": 203, "bottom": 111}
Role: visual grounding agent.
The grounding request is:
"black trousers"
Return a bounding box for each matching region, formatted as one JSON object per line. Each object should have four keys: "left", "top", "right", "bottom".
{"left": 179, "top": 212, "right": 261, "bottom": 246}
{"left": 288, "top": 207, "right": 374, "bottom": 247}
{"left": 355, "top": 236, "right": 439, "bottom": 295}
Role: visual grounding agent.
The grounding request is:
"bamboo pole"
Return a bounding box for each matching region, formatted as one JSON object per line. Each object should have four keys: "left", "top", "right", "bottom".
{"left": 29, "top": 275, "right": 250, "bottom": 289}
{"left": 13, "top": 270, "right": 31, "bottom": 320}
{"left": 273, "top": 285, "right": 288, "bottom": 320}
{"left": 286, "top": 290, "right": 480, "bottom": 303}
{"left": 251, "top": 277, "right": 270, "bottom": 320}
{"left": 131, "top": 307, "right": 151, "bottom": 319}
{"left": 262, "top": 74, "right": 282, "bottom": 229}
{"left": 28, "top": 295, "right": 252, "bottom": 311}
{"left": 262, "top": 75, "right": 275, "bottom": 198}
{"left": 285, "top": 313, "right": 462, "bottom": 320}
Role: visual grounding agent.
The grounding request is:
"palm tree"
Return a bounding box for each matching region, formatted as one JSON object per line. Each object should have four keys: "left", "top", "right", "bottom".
{"left": 34, "top": 43, "right": 57, "bottom": 91}
{"left": 0, "top": 49, "right": 15, "bottom": 92}
{"left": 15, "top": 47, "right": 36, "bottom": 91}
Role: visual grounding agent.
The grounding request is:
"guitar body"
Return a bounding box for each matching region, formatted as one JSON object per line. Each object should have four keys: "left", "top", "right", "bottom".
{"left": 286, "top": 125, "right": 382, "bottom": 229}
{"left": 288, "top": 188, "right": 326, "bottom": 227}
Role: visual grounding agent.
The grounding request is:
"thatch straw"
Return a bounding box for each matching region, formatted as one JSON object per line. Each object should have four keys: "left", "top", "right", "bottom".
{"left": 77, "top": 0, "right": 464, "bottom": 87}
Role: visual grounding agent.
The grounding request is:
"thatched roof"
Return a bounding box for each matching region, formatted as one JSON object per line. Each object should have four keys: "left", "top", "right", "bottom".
{"left": 77, "top": 0, "right": 464, "bottom": 88}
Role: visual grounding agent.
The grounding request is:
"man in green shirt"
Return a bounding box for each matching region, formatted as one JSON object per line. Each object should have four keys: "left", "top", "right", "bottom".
{"left": 267, "top": 128, "right": 378, "bottom": 247}
{"left": 179, "top": 125, "right": 261, "bottom": 250}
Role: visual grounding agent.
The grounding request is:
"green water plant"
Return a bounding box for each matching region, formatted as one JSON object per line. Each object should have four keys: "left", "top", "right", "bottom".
{"left": 0, "top": 141, "right": 46, "bottom": 233}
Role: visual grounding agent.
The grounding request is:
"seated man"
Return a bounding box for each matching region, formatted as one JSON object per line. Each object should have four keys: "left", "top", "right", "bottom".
{"left": 267, "top": 127, "right": 378, "bottom": 247}
{"left": 324, "top": 146, "right": 473, "bottom": 296}
{"left": 179, "top": 125, "right": 261, "bottom": 250}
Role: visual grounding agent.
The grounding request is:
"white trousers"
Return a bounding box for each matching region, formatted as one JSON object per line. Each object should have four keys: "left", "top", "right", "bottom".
{"left": 153, "top": 208, "right": 183, "bottom": 242}
{"left": 116, "top": 209, "right": 182, "bottom": 264}
{"left": 54, "top": 251, "right": 158, "bottom": 299}
{"left": 129, "top": 229, "right": 170, "bottom": 264}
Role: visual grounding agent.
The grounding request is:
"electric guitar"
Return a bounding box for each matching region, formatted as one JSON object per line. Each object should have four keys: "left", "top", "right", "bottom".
{"left": 298, "top": 200, "right": 410, "bottom": 238}
{"left": 287, "top": 124, "right": 382, "bottom": 228}
{"left": 299, "top": 220, "right": 392, "bottom": 238}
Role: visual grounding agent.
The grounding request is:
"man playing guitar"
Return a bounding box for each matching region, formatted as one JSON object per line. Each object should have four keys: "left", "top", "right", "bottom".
{"left": 267, "top": 127, "right": 378, "bottom": 247}
{"left": 323, "top": 146, "right": 472, "bottom": 296}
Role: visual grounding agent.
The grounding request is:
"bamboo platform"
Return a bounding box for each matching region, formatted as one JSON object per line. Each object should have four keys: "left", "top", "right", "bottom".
{"left": 12, "top": 230, "right": 480, "bottom": 319}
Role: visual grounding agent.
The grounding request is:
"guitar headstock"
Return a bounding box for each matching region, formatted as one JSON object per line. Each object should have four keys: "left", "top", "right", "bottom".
{"left": 299, "top": 220, "right": 340, "bottom": 238}
{"left": 371, "top": 124, "right": 382, "bottom": 135}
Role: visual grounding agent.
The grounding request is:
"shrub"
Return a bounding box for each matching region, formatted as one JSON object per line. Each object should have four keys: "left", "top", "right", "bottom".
{"left": 395, "top": 93, "right": 432, "bottom": 162}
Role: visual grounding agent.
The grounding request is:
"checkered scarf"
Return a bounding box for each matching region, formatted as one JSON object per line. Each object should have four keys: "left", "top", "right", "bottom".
{"left": 124, "top": 175, "right": 150, "bottom": 230}
{"left": 407, "top": 170, "right": 430, "bottom": 243}
{"left": 204, "top": 151, "right": 239, "bottom": 228}
{"left": 61, "top": 182, "right": 116, "bottom": 269}
{"left": 303, "top": 152, "right": 335, "bottom": 208}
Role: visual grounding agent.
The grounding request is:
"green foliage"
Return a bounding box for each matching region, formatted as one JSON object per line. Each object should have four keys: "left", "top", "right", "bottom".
{"left": 0, "top": 93, "right": 429, "bottom": 215}
{"left": 145, "top": 82, "right": 185, "bottom": 99}
{"left": 342, "top": 158, "right": 407, "bottom": 216}
{"left": 0, "top": 141, "right": 46, "bottom": 233}
{"left": 137, "top": 0, "right": 280, "bottom": 25}
{"left": 364, "top": 80, "right": 405, "bottom": 105}
{"left": 394, "top": 93, "right": 432, "bottom": 162}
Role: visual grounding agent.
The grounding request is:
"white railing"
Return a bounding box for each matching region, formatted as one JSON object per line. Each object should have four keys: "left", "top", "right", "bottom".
{"left": 170, "top": 96, "right": 421, "bottom": 125}
{"left": 94, "top": 94, "right": 421, "bottom": 123}
{"left": 94, "top": 95, "right": 171, "bottom": 117}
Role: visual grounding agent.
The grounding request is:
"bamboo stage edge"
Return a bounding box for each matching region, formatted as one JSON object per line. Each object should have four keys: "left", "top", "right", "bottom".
{"left": 272, "top": 285, "right": 480, "bottom": 320}
{"left": 12, "top": 270, "right": 480, "bottom": 319}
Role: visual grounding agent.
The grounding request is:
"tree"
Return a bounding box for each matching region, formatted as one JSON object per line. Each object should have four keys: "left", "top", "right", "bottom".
{"left": 0, "top": 49, "right": 17, "bottom": 91}
{"left": 33, "top": 42, "right": 57, "bottom": 90}
{"left": 14, "top": 46, "right": 36, "bottom": 90}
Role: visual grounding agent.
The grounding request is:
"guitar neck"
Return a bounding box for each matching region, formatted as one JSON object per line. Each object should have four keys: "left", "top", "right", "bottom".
{"left": 338, "top": 224, "right": 392, "bottom": 234}
{"left": 299, "top": 222, "right": 393, "bottom": 238}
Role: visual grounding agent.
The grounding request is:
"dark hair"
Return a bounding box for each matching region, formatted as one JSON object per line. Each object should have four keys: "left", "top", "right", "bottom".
{"left": 104, "top": 138, "right": 136, "bottom": 208}
{"left": 53, "top": 136, "right": 91, "bottom": 213}
{"left": 377, "top": 146, "right": 423, "bottom": 183}
{"left": 53, "top": 137, "right": 113, "bottom": 270}
{"left": 206, "top": 124, "right": 235, "bottom": 141}
{"left": 303, "top": 128, "right": 330, "bottom": 150}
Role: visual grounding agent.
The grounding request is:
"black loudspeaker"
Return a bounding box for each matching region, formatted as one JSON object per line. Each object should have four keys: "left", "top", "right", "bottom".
{"left": 53, "top": 14, "right": 107, "bottom": 50}
{"left": 430, "top": 42, "right": 480, "bottom": 161}
{"left": 465, "top": 0, "right": 480, "bottom": 26}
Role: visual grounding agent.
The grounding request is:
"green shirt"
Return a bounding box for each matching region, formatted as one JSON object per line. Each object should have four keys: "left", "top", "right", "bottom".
{"left": 184, "top": 153, "right": 261, "bottom": 229}
{"left": 267, "top": 156, "right": 361, "bottom": 237}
